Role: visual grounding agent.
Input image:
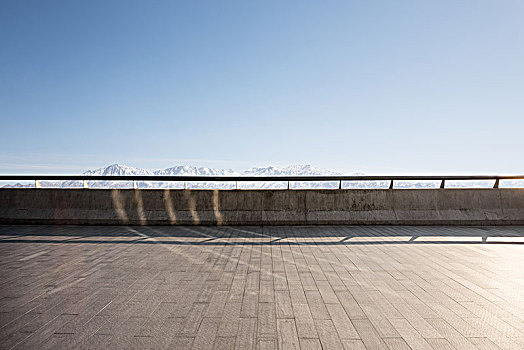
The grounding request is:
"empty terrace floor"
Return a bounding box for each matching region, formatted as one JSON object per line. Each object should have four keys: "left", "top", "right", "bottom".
{"left": 1, "top": 225, "right": 524, "bottom": 350}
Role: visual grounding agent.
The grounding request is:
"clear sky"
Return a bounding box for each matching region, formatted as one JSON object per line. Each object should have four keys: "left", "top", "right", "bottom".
{"left": 1, "top": 0, "right": 523, "bottom": 175}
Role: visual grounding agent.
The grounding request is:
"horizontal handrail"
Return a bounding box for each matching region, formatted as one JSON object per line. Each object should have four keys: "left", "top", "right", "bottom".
{"left": 2, "top": 174, "right": 524, "bottom": 190}
{"left": 1, "top": 175, "right": 524, "bottom": 181}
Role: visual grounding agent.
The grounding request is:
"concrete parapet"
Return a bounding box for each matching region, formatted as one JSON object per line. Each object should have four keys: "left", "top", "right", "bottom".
{"left": 1, "top": 188, "right": 523, "bottom": 225}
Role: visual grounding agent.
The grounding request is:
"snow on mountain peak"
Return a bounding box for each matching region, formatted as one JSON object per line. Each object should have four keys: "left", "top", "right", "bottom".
{"left": 155, "top": 165, "right": 238, "bottom": 176}
{"left": 83, "top": 164, "right": 154, "bottom": 176}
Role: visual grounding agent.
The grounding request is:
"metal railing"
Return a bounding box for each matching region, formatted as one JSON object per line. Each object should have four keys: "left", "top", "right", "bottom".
{"left": 1, "top": 174, "right": 524, "bottom": 189}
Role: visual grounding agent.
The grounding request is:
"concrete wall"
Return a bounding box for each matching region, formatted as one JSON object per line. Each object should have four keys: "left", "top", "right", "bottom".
{"left": 1, "top": 188, "right": 523, "bottom": 225}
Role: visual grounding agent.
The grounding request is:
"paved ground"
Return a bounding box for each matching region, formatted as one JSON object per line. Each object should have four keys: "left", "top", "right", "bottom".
{"left": 0, "top": 225, "right": 524, "bottom": 350}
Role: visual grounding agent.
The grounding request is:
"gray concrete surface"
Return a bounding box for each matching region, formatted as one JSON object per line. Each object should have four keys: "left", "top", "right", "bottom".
{"left": 1, "top": 188, "right": 523, "bottom": 225}
{"left": 1, "top": 225, "right": 524, "bottom": 349}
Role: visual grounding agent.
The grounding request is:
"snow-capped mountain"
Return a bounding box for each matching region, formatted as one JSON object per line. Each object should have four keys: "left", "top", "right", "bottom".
{"left": 244, "top": 164, "right": 339, "bottom": 176}
{"left": 85, "top": 164, "right": 154, "bottom": 176}
{"left": 155, "top": 165, "right": 237, "bottom": 176}
{"left": 77, "top": 164, "right": 238, "bottom": 189}
{"left": 238, "top": 165, "right": 341, "bottom": 189}
{"left": 3, "top": 163, "right": 522, "bottom": 189}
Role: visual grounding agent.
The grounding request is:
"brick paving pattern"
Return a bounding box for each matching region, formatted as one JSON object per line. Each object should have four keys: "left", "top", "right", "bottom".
{"left": 0, "top": 225, "right": 523, "bottom": 349}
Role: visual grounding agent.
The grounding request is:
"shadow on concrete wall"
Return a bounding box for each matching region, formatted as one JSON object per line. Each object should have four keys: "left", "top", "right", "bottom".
{"left": 109, "top": 189, "right": 223, "bottom": 226}
{"left": 1, "top": 188, "right": 524, "bottom": 226}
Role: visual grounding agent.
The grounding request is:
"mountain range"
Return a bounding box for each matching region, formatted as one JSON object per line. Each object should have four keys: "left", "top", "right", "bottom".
{"left": 3, "top": 163, "right": 520, "bottom": 189}
{"left": 83, "top": 163, "right": 343, "bottom": 177}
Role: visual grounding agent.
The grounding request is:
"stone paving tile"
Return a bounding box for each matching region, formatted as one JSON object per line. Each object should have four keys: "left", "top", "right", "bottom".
{"left": 0, "top": 225, "right": 524, "bottom": 349}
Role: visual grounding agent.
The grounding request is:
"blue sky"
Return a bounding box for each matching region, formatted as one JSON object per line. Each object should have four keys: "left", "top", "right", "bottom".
{"left": 1, "top": 1, "right": 523, "bottom": 174}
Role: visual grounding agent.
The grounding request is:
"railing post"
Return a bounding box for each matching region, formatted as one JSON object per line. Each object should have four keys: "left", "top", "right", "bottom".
{"left": 493, "top": 179, "right": 499, "bottom": 189}
{"left": 184, "top": 181, "right": 187, "bottom": 190}
{"left": 389, "top": 180, "right": 394, "bottom": 189}
{"left": 235, "top": 181, "right": 238, "bottom": 190}
{"left": 133, "top": 180, "right": 137, "bottom": 189}
{"left": 83, "top": 180, "right": 88, "bottom": 189}
{"left": 287, "top": 181, "right": 290, "bottom": 190}
{"left": 339, "top": 180, "right": 342, "bottom": 189}
{"left": 440, "top": 180, "right": 445, "bottom": 189}
{"left": 35, "top": 180, "right": 41, "bottom": 188}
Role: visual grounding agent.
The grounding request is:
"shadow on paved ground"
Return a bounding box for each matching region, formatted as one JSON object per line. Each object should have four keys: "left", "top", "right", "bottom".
{"left": 0, "top": 225, "right": 523, "bottom": 245}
